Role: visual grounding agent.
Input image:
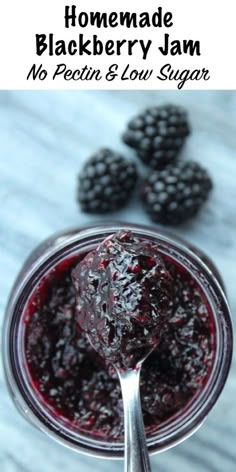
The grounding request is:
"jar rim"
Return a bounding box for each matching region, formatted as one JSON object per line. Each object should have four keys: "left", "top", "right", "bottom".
{"left": 3, "top": 223, "right": 233, "bottom": 457}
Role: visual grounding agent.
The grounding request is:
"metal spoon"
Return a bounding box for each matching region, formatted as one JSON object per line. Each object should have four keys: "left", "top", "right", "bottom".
{"left": 116, "top": 362, "right": 152, "bottom": 472}
{"left": 72, "top": 232, "right": 172, "bottom": 471}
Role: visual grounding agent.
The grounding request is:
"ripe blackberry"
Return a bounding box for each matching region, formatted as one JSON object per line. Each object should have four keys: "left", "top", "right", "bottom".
{"left": 78, "top": 149, "right": 137, "bottom": 213}
{"left": 123, "top": 104, "right": 190, "bottom": 169}
{"left": 141, "top": 161, "right": 213, "bottom": 225}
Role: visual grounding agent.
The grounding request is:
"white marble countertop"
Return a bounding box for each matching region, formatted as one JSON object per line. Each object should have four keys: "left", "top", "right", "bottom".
{"left": 0, "top": 90, "right": 236, "bottom": 472}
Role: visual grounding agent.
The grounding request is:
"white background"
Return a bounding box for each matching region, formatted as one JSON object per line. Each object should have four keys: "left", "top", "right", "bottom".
{"left": 0, "top": 0, "right": 235, "bottom": 89}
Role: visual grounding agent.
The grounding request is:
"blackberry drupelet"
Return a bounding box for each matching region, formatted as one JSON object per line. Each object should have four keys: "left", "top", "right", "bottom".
{"left": 141, "top": 161, "right": 213, "bottom": 225}
{"left": 123, "top": 104, "right": 190, "bottom": 169}
{"left": 78, "top": 149, "right": 137, "bottom": 213}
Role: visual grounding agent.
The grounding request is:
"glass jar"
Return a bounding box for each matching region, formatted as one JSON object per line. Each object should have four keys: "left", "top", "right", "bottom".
{"left": 2, "top": 222, "right": 233, "bottom": 458}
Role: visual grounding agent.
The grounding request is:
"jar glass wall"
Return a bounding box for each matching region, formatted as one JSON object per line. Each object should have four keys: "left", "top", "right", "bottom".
{"left": 2, "top": 223, "right": 233, "bottom": 458}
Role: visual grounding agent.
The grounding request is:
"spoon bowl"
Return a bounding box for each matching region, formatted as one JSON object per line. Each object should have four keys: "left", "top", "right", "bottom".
{"left": 72, "top": 230, "right": 174, "bottom": 471}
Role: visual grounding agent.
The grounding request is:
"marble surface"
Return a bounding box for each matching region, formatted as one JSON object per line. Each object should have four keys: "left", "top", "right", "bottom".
{"left": 0, "top": 90, "right": 236, "bottom": 472}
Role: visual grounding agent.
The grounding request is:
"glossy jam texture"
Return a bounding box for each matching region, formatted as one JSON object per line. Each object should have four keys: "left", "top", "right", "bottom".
{"left": 72, "top": 231, "right": 174, "bottom": 369}
{"left": 24, "top": 250, "right": 215, "bottom": 440}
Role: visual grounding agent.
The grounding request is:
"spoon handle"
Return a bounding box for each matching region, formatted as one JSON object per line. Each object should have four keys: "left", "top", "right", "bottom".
{"left": 118, "top": 366, "right": 152, "bottom": 472}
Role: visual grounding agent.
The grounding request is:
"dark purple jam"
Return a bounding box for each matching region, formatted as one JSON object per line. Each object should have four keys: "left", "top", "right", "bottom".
{"left": 24, "top": 244, "right": 215, "bottom": 440}
{"left": 72, "top": 231, "right": 174, "bottom": 369}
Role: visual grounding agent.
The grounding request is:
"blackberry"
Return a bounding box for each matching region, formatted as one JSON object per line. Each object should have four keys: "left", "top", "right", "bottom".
{"left": 78, "top": 149, "right": 137, "bottom": 213}
{"left": 141, "top": 161, "right": 213, "bottom": 225}
{"left": 123, "top": 104, "right": 190, "bottom": 169}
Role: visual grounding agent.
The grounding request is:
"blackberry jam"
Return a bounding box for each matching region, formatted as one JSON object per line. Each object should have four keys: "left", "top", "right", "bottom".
{"left": 3, "top": 223, "right": 233, "bottom": 457}
{"left": 72, "top": 231, "right": 174, "bottom": 370}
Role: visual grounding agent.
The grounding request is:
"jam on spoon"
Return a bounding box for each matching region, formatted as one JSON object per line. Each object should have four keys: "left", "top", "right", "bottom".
{"left": 72, "top": 231, "right": 174, "bottom": 370}
{"left": 24, "top": 235, "right": 214, "bottom": 441}
{"left": 72, "top": 231, "right": 175, "bottom": 472}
